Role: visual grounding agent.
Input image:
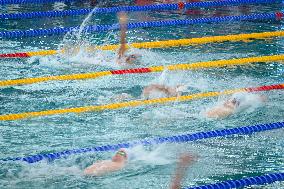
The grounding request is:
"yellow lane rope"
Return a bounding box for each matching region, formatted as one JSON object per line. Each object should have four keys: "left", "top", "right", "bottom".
{"left": 0, "top": 71, "right": 112, "bottom": 87}
{"left": 5, "top": 30, "right": 284, "bottom": 58}
{"left": 1, "top": 54, "right": 284, "bottom": 87}
{"left": 97, "top": 30, "right": 284, "bottom": 50}
{"left": 0, "top": 88, "right": 246, "bottom": 121}
{"left": 1, "top": 83, "right": 283, "bottom": 121}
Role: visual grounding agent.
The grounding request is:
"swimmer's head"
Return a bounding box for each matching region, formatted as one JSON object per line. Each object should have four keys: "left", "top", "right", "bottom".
{"left": 224, "top": 97, "right": 240, "bottom": 108}
{"left": 126, "top": 54, "right": 142, "bottom": 65}
{"left": 112, "top": 148, "right": 128, "bottom": 162}
{"left": 175, "top": 85, "right": 187, "bottom": 93}
{"left": 231, "top": 98, "right": 240, "bottom": 107}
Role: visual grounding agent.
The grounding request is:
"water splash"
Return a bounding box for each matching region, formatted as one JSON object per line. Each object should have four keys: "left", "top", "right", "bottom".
{"left": 59, "top": 6, "right": 100, "bottom": 59}
{"left": 232, "top": 92, "right": 267, "bottom": 113}
{"left": 126, "top": 145, "right": 176, "bottom": 165}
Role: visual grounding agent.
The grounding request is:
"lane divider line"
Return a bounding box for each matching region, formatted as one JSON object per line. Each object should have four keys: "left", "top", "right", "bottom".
{"left": 0, "top": 83, "right": 283, "bottom": 121}
{"left": 1, "top": 31, "right": 284, "bottom": 58}
{"left": 0, "top": 0, "right": 278, "bottom": 19}
{"left": 1, "top": 121, "right": 283, "bottom": 163}
{"left": 186, "top": 172, "right": 284, "bottom": 189}
{"left": 1, "top": 54, "right": 284, "bottom": 87}
{"left": 0, "top": 12, "right": 282, "bottom": 39}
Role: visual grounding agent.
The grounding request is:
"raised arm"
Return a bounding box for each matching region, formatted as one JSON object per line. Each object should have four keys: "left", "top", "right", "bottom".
{"left": 118, "top": 12, "right": 128, "bottom": 60}
{"left": 170, "top": 154, "right": 195, "bottom": 189}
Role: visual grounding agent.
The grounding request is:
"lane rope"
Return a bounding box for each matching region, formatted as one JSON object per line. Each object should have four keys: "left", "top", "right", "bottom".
{"left": 186, "top": 172, "right": 284, "bottom": 189}
{"left": 1, "top": 121, "right": 283, "bottom": 163}
{"left": 0, "top": 83, "right": 283, "bottom": 121}
{"left": 1, "top": 54, "right": 284, "bottom": 87}
{"left": 1, "top": 31, "right": 284, "bottom": 58}
{"left": 0, "top": 0, "right": 73, "bottom": 5}
{"left": 0, "top": 0, "right": 277, "bottom": 19}
{"left": 0, "top": 12, "right": 283, "bottom": 39}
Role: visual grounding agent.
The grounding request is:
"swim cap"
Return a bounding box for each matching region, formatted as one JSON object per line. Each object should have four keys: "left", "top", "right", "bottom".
{"left": 230, "top": 92, "right": 247, "bottom": 107}
{"left": 176, "top": 85, "right": 187, "bottom": 92}
{"left": 126, "top": 54, "right": 142, "bottom": 65}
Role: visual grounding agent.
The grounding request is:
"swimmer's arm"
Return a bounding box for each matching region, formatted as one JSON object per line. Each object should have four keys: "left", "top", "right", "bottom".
{"left": 152, "top": 84, "right": 170, "bottom": 93}
{"left": 118, "top": 12, "right": 128, "bottom": 59}
{"left": 170, "top": 154, "right": 195, "bottom": 189}
{"left": 155, "top": 85, "right": 177, "bottom": 96}
{"left": 84, "top": 161, "right": 123, "bottom": 176}
{"left": 84, "top": 160, "right": 106, "bottom": 175}
{"left": 205, "top": 106, "right": 234, "bottom": 119}
{"left": 84, "top": 165, "right": 98, "bottom": 175}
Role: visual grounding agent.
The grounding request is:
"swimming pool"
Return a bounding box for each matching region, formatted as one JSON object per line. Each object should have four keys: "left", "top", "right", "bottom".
{"left": 0, "top": 0, "right": 284, "bottom": 188}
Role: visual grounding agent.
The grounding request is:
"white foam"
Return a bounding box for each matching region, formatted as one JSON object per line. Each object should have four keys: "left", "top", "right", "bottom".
{"left": 127, "top": 145, "right": 175, "bottom": 165}
{"left": 232, "top": 92, "right": 266, "bottom": 113}
{"left": 16, "top": 162, "right": 83, "bottom": 179}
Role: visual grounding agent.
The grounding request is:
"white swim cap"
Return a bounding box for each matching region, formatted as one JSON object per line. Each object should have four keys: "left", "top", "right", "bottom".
{"left": 176, "top": 85, "right": 187, "bottom": 92}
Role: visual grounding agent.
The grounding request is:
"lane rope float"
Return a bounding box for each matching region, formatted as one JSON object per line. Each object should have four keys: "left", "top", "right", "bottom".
{"left": 0, "top": 83, "right": 283, "bottom": 121}
{"left": 1, "top": 121, "right": 283, "bottom": 163}
{"left": 1, "top": 30, "right": 284, "bottom": 58}
{"left": 0, "top": 0, "right": 73, "bottom": 5}
{"left": 186, "top": 172, "right": 284, "bottom": 189}
{"left": 0, "top": 0, "right": 277, "bottom": 20}
{"left": 1, "top": 54, "right": 284, "bottom": 87}
{"left": 0, "top": 12, "right": 283, "bottom": 39}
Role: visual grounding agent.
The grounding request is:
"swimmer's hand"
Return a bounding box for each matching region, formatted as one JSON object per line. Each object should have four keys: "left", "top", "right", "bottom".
{"left": 118, "top": 12, "right": 128, "bottom": 25}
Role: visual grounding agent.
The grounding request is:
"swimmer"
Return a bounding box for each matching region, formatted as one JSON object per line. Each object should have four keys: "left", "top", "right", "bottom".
{"left": 110, "top": 84, "right": 186, "bottom": 102}
{"left": 205, "top": 93, "right": 267, "bottom": 119}
{"left": 84, "top": 149, "right": 128, "bottom": 176}
{"left": 142, "top": 84, "right": 187, "bottom": 99}
{"left": 117, "top": 12, "right": 142, "bottom": 65}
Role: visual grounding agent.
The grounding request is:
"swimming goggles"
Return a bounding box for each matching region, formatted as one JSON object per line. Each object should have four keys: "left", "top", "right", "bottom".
{"left": 116, "top": 151, "right": 127, "bottom": 158}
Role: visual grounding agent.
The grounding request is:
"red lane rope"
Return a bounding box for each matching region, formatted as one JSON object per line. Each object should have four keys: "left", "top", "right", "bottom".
{"left": 0, "top": 52, "right": 29, "bottom": 58}
{"left": 245, "top": 84, "right": 284, "bottom": 92}
{"left": 110, "top": 68, "right": 152, "bottom": 74}
{"left": 276, "top": 12, "right": 284, "bottom": 20}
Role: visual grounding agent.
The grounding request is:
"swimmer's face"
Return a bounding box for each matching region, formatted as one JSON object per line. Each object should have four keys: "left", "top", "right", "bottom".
{"left": 126, "top": 54, "right": 142, "bottom": 64}
{"left": 112, "top": 149, "right": 127, "bottom": 162}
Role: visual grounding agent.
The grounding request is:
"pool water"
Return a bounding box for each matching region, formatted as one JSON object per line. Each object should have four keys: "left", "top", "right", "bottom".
{"left": 0, "top": 1, "right": 284, "bottom": 188}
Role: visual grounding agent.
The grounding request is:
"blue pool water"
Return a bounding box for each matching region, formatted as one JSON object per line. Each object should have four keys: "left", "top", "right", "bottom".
{"left": 0, "top": 1, "right": 284, "bottom": 188}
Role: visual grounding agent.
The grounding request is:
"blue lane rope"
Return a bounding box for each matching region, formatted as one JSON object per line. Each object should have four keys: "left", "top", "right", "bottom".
{"left": 185, "top": 172, "right": 284, "bottom": 189}
{"left": 0, "top": 0, "right": 73, "bottom": 5}
{"left": 0, "top": 0, "right": 278, "bottom": 20}
{"left": 1, "top": 121, "right": 283, "bottom": 164}
{"left": 0, "top": 12, "right": 282, "bottom": 39}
